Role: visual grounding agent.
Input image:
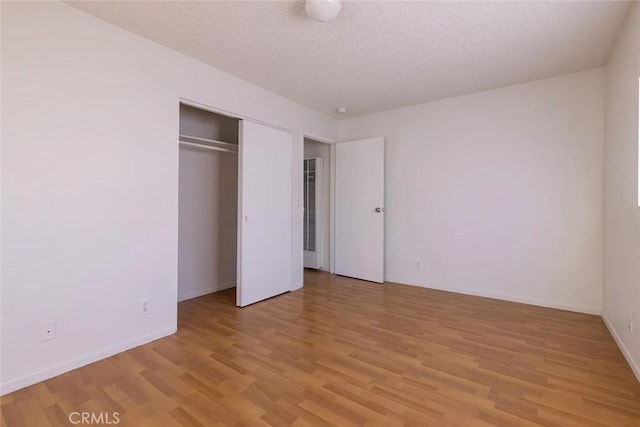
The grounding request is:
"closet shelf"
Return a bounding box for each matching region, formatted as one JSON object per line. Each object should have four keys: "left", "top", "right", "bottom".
{"left": 179, "top": 134, "right": 238, "bottom": 154}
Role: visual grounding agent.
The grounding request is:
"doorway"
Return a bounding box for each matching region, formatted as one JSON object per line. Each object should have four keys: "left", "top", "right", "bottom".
{"left": 302, "top": 135, "right": 386, "bottom": 284}
{"left": 178, "top": 104, "right": 239, "bottom": 302}
{"left": 303, "top": 137, "right": 332, "bottom": 274}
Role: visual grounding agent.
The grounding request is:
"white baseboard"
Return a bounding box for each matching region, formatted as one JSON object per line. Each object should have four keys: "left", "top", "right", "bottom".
{"left": 0, "top": 326, "right": 176, "bottom": 396}
{"left": 385, "top": 276, "right": 601, "bottom": 315}
{"left": 178, "top": 282, "right": 235, "bottom": 302}
{"left": 602, "top": 313, "right": 640, "bottom": 383}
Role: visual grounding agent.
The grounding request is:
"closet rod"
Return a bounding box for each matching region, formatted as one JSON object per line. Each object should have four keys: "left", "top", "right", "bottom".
{"left": 179, "top": 140, "right": 238, "bottom": 154}
{"left": 179, "top": 134, "right": 237, "bottom": 148}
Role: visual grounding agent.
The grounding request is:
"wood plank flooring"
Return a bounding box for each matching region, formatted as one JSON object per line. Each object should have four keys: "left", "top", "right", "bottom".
{"left": 2, "top": 271, "right": 639, "bottom": 426}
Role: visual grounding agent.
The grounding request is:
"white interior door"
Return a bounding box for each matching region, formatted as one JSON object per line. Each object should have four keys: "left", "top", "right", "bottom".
{"left": 237, "top": 120, "right": 292, "bottom": 307}
{"left": 335, "top": 137, "right": 384, "bottom": 283}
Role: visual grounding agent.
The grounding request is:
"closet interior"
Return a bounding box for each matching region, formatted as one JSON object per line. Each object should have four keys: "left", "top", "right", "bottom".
{"left": 178, "top": 103, "right": 239, "bottom": 302}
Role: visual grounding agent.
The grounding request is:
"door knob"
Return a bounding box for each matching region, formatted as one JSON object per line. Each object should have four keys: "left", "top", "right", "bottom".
{"left": 375, "top": 207, "right": 384, "bottom": 213}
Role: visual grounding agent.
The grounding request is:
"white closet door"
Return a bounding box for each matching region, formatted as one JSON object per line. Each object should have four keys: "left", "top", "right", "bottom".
{"left": 335, "top": 137, "right": 385, "bottom": 283}
{"left": 237, "top": 120, "right": 292, "bottom": 307}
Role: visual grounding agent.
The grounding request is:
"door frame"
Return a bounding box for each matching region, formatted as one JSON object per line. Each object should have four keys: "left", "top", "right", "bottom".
{"left": 301, "top": 133, "right": 336, "bottom": 275}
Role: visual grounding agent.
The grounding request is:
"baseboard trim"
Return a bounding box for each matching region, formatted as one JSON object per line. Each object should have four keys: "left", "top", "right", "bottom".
{"left": 0, "top": 326, "right": 176, "bottom": 396}
{"left": 385, "top": 277, "right": 601, "bottom": 315}
{"left": 178, "top": 282, "right": 236, "bottom": 302}
{"left": 602, "top": 313, "right": 640, "bottom": 383}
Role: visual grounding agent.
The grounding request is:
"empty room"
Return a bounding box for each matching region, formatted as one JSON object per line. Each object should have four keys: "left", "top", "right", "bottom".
{"left": 1, "top": 1, "right": 640, "bottom": 426}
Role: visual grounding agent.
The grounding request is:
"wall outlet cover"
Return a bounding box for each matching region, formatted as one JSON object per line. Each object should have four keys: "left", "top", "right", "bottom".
{"left": 141, "top": 298, "right": 151, "bottom": 315}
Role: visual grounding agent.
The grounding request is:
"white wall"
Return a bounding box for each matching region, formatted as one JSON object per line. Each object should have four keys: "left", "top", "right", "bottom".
{"left": 602, "top": 4, "right": 640, "bottom": 380}
{"left": 339, "top": 68, "right": 605, "bottom": 314}
{"left": 178, "top": 146, "right": 237, "bottom": 301}
{"left": 304, "top": 138, "right": 331, "bottom": 271}
{"left": 0, "top": 1, "right": 336, "bottom": 394}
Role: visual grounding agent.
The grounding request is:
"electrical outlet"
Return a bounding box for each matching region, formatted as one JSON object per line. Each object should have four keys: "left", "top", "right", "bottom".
{"left": 628, "top": 312, "right": 633, "bottom": 334}
{"left": 41, "top": 320, "right": 56, "bottom": 342}
{"left": 141, "top": 298, "right": 151, "bottom": 315}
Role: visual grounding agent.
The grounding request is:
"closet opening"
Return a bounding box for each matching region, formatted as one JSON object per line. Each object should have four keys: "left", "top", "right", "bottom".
{"left": 303, "top": 137, "right": 332, "bottom": 279}
{"left": 178, "top": 103, "right": 239, "bottom": 303}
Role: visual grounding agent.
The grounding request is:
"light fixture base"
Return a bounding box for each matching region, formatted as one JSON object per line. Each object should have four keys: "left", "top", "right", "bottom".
{"left": 305, "top": 0, "right": 342, "bottom": 23}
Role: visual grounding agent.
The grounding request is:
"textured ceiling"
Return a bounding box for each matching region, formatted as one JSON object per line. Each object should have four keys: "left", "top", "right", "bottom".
{"left": 67, "top": 1, "right": 633, "bottom": 118}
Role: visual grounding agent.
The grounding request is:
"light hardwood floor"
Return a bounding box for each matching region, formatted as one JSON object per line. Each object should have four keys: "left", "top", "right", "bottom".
{"left": 2, "top": 271, "right": 639, "bottom": 426}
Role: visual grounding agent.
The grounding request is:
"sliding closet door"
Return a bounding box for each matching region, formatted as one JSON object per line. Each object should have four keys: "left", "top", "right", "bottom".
{"left": 237, "top": 120, "right": 292, "bottom": 307}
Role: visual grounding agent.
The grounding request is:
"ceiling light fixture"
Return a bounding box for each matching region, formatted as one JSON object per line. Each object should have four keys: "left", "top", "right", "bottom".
{"left": 336, "top": 106, "right": 347, "bottom": 114}
{"left": 305, "top": 0, "right": 342, "bottom": 23}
